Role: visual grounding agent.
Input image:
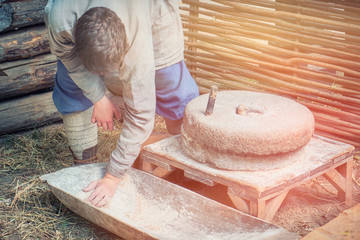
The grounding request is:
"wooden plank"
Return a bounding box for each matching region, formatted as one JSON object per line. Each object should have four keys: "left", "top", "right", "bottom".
{"left": 141, "top": 135, "right": 354, "bottom": 222}
{"left": 141, "top": 135, "right": 354, "bottom": 200}
{"left": 342, "top": 161, "right": 353, "bottom": 206}
{"left": 227, "top": 187, "right": 250, "bottom": 214}
{"left": 141, "top": 159, "right": 175, "bottom": 178}
{"left": 332, "top": 150, "right": 355, "bottom": 164}
{"left": 250, "top": 199, "right": 266, "bottom": 218}
{"left": 151, "top": 166, "right": 173, "bottom": 179}
{"left": 301, "top": 203, "right": 360, "bottom": 240}
{"left": 309, "top": 161, "right": 334, "bottom": 177}
{"left": 323, "top": 169, "right": 346, "bottom": 193}
{"left": 226, "top": 185, "right": 259, "bottom": 202}
{"left": 0, "top": 53, "right": 56, "bottom": 100}
{"left": 263, "top": 191, "right": 289, "bottom": 222}
{"left": 0, "top": 91, "right": 62, "bottom": 135}
{"left": 260, "top": 156, "right": 354, "bottom": 199}
{"left": 184, "top": 171, "right": 214, "bottom": 186}
{"left": 144, "top": 155, "right": 175, "bottom": 171}
{"left": 0, "top": 25, "right": 49, "bottom": 62}
{"left": 0, "top": 0, "right": 47, "bottom": 32}
{"left": 141, "top": 161, "right": 155, "bottom": 173}
{"left": 324, "top": 161, "right": 353, "bottom": 206}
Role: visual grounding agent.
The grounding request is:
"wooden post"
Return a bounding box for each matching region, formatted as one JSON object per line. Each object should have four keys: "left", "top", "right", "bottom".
{"left": 323, "top": 160, "right": 353, "bottom": 206}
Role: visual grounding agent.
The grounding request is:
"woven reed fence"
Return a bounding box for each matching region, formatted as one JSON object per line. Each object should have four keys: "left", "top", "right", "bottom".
{"left": 180, "top": 0, "right": 360, "bottom": 149}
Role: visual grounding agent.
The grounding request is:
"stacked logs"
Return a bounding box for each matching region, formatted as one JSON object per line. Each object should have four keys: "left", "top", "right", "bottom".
{"left": 181, "top": 0, "right": 360, "bottom": 149}
{"left": 0, "top": 0, "right": 61, "bottom": 135}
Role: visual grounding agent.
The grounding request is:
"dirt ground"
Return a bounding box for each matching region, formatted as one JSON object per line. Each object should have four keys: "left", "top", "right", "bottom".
{"left": 0, "top": 118, "right": 359, "bottom": 239}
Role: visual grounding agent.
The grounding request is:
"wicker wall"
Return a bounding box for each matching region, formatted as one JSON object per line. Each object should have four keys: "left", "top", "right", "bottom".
{"left": 180, "top": 0, "right": 360, "bottom": 149}
{"left": 1, "top": 0, "right": 359, "bottom": 149}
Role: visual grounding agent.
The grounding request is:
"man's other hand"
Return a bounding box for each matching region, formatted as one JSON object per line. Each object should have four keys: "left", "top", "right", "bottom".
{"left": 92, "top": 95, "right": 121, "bottom": 130}
{"left": 82, "top": 172, "right": 121, "bottom": 207}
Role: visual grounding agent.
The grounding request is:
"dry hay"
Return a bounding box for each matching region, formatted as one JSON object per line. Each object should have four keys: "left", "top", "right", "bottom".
{"left": 0, "top": 122, "right": 122, "bottom": 239}
{"left": 0, "top": 116, "right": 167, "bottom": 240}
{"left": 0, "top": 115, "right": 359, "bottom": 239}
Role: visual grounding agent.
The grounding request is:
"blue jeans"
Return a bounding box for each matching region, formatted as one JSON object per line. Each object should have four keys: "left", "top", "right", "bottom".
{"left": 53, "top": 60, "right": 199, "bottom": 120}
{"left": 155, "top": 60, "right": 199, "bottom": 120}
{"left": 53, "top": 60, "right": 93, "bottom": 114}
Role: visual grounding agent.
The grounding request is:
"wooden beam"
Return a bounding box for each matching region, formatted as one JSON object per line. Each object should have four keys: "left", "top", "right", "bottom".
{"left": 323, "top": 161, "right": 353, "bottom": 206}
{"left": 0, "top": 25, "right": 49, "bottom": 62}
{"left": 0, "top": 91, "right": 62, "bottom": 135}
{"left": 263, "top": 191, "right": 288, "bottom": 222}
{"left": 227, "top": 187, "right": 250, "bottom": 214}
{"left": 151, "top": 166, "right": 173, "bottom": 179}
{"left": 184, "top": 171, "right": 214, "bottom": 186}
{"left": 0, "top": 53, "right": 56, "bottom": 100}
{"left": 140, "top": 160, "right": 174, "bottom": 179}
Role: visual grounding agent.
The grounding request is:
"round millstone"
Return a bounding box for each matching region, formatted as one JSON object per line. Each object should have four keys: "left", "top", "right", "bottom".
{"left": 181, "top": 90, "right": 315, "bottom": 170}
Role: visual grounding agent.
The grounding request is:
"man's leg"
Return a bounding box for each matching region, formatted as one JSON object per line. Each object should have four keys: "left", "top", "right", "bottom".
{"left": 53, "top": 60, "right": 98, "bottom": 164}
{"left": 155, "top": 60, "right": 199, "bottom": 135}
{"left": 62, "top": 107, "right": 98, "bottom": 164}
{"left": 163, "top": 118, "right": 183, "bottom": 135}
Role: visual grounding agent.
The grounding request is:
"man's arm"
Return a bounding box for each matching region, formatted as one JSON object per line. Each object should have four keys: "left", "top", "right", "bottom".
{"left": 46, "top": 26, "right": 120, "bottom": 129}
{"left": 81, "top": 35, "right": 156, "bottom": 207}
{"left": 106, "top": 16, "right": 156, "bottom": 178}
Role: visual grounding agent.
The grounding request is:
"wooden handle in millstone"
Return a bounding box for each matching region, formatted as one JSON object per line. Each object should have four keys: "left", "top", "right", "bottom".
{"left": 205, "top": 85, "right": 218, "bottom": 116}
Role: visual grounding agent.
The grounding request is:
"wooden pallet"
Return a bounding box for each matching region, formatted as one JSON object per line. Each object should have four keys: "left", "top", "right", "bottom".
{"left": 140, "top": 135, "right": 354, "bottom": 222}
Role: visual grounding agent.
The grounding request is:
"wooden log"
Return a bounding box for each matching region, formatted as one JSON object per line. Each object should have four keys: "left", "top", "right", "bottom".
{"left": 0, "top": 0, "right": 47, "bottom": 32}
{"left": 0, "top": 53, "right": 57, "bottom": 100}
{"left": 0, "top": 25, "right": 49, "bottom": 62}
{"left": 0, "top": 91, "right": 62, "bottom": 135}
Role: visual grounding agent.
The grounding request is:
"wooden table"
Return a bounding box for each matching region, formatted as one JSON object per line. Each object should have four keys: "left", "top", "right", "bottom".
{"left": 140, "top": 135, "right": 354, "bottom": 222}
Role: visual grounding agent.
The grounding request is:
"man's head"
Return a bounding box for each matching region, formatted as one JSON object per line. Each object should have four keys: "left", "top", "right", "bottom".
{"left": 74, "top": 7, "right": 127, "bottom": 75}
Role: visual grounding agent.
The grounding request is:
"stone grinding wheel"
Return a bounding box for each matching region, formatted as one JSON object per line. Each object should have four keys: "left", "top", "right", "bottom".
{"left": 181, "top": 90, "right": 315, "bottom": 171}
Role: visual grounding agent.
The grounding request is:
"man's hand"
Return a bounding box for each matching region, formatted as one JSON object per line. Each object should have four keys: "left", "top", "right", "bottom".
{"left": 92, "top": 95, "right": 121, "bottom": 131}
{"left": 82, "top": 172, "right": 121, "bottom": 207}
